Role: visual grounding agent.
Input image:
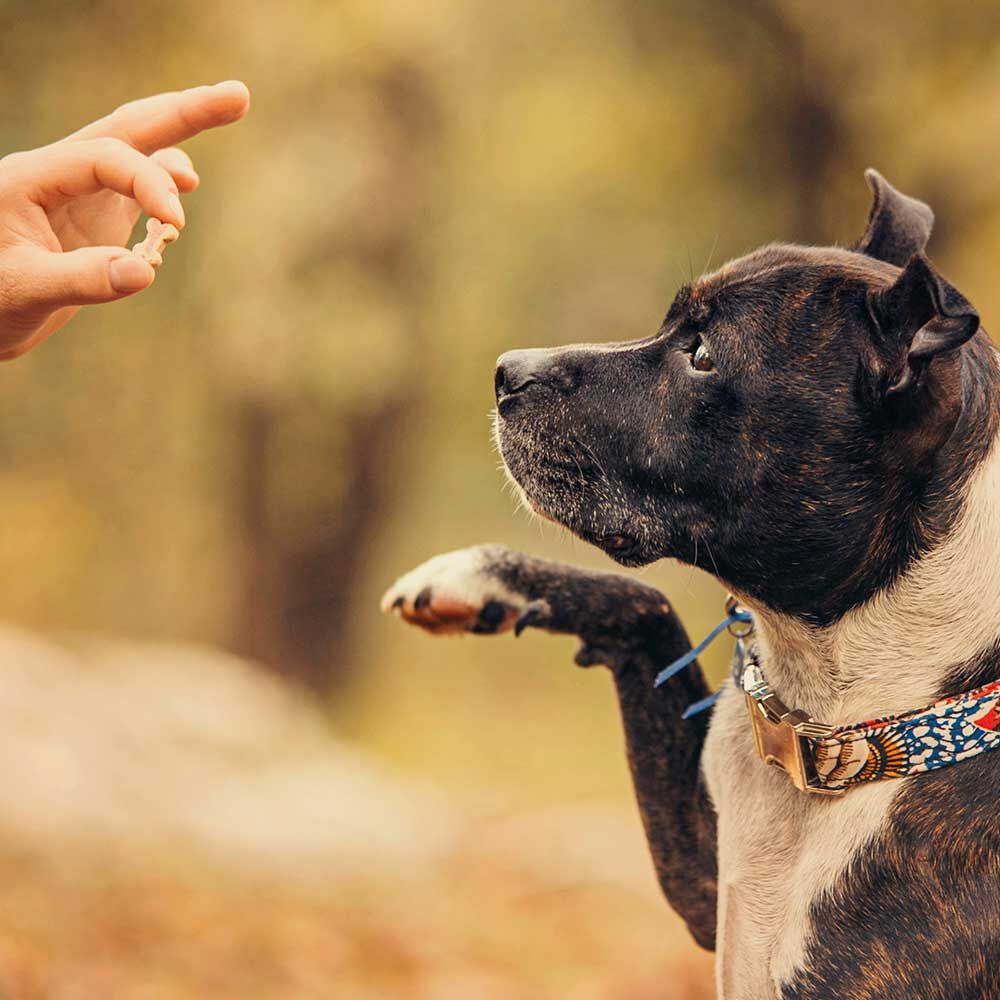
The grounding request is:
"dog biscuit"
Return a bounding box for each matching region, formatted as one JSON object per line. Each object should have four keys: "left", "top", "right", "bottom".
{"left": 131, "top": 217, "right": 180, "bottom": 267}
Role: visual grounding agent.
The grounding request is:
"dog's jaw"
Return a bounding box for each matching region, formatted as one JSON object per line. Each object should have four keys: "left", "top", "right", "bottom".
{"left": 493, "top": 404, "right": 667, "bottom": 565}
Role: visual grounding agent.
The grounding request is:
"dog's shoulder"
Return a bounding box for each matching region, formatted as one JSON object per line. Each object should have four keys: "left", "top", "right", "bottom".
{"left": 783, "top": 754, "right": 1000, "bottom": 1000}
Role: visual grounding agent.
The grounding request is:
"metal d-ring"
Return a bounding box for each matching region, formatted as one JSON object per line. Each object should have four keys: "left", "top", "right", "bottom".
{"left": 728, "top": 617, "right": 754, "bottom": 638}
{"left": 725, "top": 594, "right": 754, "bottom": 638}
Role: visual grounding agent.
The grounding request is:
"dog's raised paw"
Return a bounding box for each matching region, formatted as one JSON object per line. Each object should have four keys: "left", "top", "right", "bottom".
{"left": 380, "top": 546, "right": 530, "bottom": 636}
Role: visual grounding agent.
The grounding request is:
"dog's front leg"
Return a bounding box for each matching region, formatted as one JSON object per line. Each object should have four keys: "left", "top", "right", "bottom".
{"left": 382, "top": 544, "right": 718, "bottom": 950}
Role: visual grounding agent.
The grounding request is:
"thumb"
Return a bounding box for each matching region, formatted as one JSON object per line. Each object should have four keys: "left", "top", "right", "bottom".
{"left": 5, "top": 245, "right": 155, "bottom": 312}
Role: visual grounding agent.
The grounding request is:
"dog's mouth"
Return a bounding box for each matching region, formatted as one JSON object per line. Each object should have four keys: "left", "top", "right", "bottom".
{"left": 495, "top": 393, "right": 524, "bottom": 418}
{"left": 594, "top": 531, "right": 642, "bottom": 560}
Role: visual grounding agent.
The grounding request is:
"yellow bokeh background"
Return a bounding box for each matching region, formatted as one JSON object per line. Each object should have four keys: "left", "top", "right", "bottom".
{"left": 0, "top": 2, "right": 998, "bottom": 996}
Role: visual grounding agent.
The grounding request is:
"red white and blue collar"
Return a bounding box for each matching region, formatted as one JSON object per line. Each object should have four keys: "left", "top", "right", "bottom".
{"left": 655, "top": 600, "right": 1000, "bottom": 796}
{"left": 738, "top": 642, "right": 1000, "bottom": 795}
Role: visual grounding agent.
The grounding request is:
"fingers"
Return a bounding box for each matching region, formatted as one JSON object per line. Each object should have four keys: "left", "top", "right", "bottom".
{"left": 67, "top": 80, "right": 250, "bottom": 155}
{"left": 2, "top": 244, "right": 155, "bottom": 316}
{"left": 13, "top": 138, "right": 185, "bottom": 229}
{"left": 150, "top": 147, "right": 199, "bottom": 192}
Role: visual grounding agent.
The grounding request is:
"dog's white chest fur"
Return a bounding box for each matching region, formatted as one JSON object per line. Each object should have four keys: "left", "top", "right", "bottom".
{"left": 703, "top": 688, "right": 908, "bottom": 998}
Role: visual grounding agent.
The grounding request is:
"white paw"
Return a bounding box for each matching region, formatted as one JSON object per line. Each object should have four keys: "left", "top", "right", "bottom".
{"left": 380, "top": 546, "right": 528, "bottom": 635}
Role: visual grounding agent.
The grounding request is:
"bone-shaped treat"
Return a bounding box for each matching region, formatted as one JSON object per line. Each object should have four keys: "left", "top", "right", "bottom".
{"left": 131, "top": 217, "right": 180, "bottom": 267}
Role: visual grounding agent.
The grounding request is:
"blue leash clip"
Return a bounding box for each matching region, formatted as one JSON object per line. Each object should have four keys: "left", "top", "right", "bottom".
{"left": 654, "top": 601, "right": 754, "bottom": 718}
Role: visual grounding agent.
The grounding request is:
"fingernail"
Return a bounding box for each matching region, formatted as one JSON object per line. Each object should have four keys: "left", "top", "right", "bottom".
{"left": 167, "top": 193, "right": 185, "bottom": 226}
{"left": 110, "top": 255, "right": 152, "bottom": 294}
{"left": 216, "top": 79, "right": 250, "bottom": 97}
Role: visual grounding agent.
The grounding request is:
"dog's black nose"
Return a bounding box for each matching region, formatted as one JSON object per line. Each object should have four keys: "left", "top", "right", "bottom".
{"left": 495, "top": 349, "right": 550, "bottom": 402}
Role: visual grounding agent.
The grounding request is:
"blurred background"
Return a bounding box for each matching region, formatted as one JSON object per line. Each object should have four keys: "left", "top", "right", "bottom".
{"left": 0, "top": 1, "right": 999, "bottom": 996}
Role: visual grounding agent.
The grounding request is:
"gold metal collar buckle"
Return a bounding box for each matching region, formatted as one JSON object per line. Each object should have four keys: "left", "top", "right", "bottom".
{"left": 745, "top": 691, "right": 844, "bottom": 797}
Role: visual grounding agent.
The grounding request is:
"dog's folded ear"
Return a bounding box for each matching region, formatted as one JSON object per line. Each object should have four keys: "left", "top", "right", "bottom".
{"left": 856, "top": 169, "right": 934, "bottom": 267}
{"left": 867, "top": 253, "right": 979, "bottom": 395}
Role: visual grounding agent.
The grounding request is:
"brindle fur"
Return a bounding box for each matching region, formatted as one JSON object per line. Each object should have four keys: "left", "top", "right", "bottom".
{"left": 780, "top": 637, "right": 1000, "bottom": 1000}
{"left": 384, "top": 170, "right": 1000, "bottom": 997}
{"left": 783, "top": 743, "right": 1000, "bottom": 999}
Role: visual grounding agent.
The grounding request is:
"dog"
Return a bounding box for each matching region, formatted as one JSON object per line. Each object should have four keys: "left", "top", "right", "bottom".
{"left": 382, "top": 169, "right": 1000, "bottom": 999}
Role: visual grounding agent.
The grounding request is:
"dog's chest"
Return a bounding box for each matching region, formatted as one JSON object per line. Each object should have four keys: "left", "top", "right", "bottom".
{"left": 702, "top": 685, "right": 906, "bottom": 999}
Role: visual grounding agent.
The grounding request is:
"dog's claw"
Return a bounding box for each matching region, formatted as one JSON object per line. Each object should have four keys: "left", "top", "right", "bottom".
{"left": 514, "top": 600, "right": 549, "bottom": 637}
{"left": 414, "top": 586, "right": 432, "bottom": 610}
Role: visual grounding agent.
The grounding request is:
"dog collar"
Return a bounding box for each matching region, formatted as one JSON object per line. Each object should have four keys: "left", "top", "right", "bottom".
{"left": 736, "top": 639, "right": 1000, "bottom": 796}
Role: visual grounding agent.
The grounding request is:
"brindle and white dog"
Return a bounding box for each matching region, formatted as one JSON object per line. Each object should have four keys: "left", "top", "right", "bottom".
{"left": 382, "top": 170, "right": 1000, "bottom": 999}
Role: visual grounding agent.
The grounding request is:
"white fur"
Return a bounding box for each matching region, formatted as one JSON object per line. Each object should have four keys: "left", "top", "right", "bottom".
{"left": 704, "top": 436, "right": 1000, "bottom": 998}
{"left": 381, "top": 545, "right": 525, "bottom": 615}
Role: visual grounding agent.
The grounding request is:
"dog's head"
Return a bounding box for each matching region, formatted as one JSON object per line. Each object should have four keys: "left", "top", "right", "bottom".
{"left": 494, "top": 170, "right": 999, "bottom": 625}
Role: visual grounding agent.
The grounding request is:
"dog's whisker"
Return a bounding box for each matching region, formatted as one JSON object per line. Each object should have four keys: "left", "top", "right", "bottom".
{"left": 703, "top": 537, "right": 721, "bottom": 580}
{"left": 700, "top": 232, "right": 720, "bottom": 279}
{"left": 670, "top": 253, "right": 689, "bottom": 287}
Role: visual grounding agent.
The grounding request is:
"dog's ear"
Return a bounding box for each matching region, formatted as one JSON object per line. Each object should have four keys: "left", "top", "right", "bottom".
{"left": 867, "top": 253, "right": 979, "bottom": 395}
{"left": 856, "top": 169, "right": 934, "bottom": 267}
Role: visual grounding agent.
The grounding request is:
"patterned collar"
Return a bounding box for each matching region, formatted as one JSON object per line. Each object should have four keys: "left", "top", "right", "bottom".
{"left": 736, "top": 639, "right": 1000, "bottom": 796}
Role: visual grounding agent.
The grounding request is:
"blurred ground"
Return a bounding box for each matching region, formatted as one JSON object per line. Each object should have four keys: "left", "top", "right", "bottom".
{"left": 0, "top": 629, "right": 712, "bottom": 999}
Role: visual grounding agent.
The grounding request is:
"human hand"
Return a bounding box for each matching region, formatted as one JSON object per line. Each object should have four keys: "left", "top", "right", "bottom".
{"left": 0, "top": 80, "right": 250, "bottom": 359}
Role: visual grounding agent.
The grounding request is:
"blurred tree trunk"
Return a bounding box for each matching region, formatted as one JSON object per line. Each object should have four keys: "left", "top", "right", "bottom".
{"left": 232, "top": 62, "right": 438, "bottom": 695}
{"left": 745, "top": 0, "right": 846, "bottom": 243}
{"left": 626, "top": 0, "right": 847, "bottom": 242}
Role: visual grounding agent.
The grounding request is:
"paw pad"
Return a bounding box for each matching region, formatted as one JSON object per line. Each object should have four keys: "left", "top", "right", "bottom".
{"left": 380, "top": 548, "right": 523, "bottom": 636}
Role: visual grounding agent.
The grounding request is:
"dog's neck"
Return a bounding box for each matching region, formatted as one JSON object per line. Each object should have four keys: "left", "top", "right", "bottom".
{"left": 742, "top": 431, "right": 1000, "bottom": 727}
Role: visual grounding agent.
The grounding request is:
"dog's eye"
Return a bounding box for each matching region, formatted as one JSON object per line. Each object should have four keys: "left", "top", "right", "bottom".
{"left": 690, "top": 338, "right": 715, "bottom": 373}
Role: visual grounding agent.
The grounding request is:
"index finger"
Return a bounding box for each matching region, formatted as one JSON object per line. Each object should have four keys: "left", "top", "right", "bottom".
{"left": 66, "top": 80, "right": 250, "bottom": 155}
